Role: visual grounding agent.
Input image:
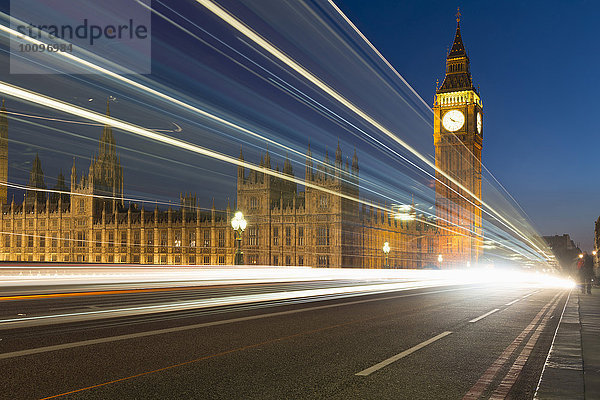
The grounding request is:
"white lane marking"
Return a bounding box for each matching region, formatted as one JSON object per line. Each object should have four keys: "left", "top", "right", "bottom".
{"left": 506, "top": 290, "right": 540, "bottom": 306}
{"left": 469, "top": 308, "right": 500, "bottom": 323}
{"left": 356, "top": 331, "right": 453, "bottom": 376}
{"left": 521, "top": 290, "right": 540, "bottom": 299}
{"left": 0, "top": 287, "right": 465, "bottom": 360}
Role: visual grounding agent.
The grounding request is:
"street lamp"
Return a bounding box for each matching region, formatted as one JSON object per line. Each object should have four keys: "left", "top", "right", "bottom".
{"left": 382, "top": 241, "right": 390, "bottom": 268}
{"left": 231, "top": 211, "right": 247, "bottom": 265}
{"left": 438, "top": 254, "right": 443, "bottom": 269}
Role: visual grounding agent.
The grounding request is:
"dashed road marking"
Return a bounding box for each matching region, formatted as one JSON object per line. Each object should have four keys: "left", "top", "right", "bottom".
{"left": 469, "top": 308, "right": 500, "bottom": 323}
{"left": 356, "top": 331, "right": 453, "bottom": 376}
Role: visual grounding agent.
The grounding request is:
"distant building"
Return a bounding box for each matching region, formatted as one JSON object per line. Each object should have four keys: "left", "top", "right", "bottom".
{"left": 543, "top": 234, "right": 581, "bottom": 270}
{"left": 594, "top": 217, "right": 600, "bottom": 271}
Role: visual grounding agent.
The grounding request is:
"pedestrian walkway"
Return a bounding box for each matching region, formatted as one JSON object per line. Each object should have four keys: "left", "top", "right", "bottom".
{"left": 536, "top": 287, "right": 600, "bottom": 399}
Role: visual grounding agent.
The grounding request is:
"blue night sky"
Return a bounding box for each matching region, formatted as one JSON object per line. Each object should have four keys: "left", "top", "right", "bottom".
{"left": 1, "top": 0, "right": 597, "bottom": 252}
{"left": 336, "top": 0, "right": 600, "bottom": 250}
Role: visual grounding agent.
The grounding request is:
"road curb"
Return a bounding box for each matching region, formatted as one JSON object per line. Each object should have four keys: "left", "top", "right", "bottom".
{"left": 535, "top": 291, "right": 584, "bottom": 399}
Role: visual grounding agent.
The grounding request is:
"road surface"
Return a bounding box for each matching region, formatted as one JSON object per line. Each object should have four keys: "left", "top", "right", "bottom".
{"left": 0, "top": 277, "right": 568, "bottom": 399}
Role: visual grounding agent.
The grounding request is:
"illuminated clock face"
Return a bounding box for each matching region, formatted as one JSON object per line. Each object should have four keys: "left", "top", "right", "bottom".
{"left": 442, "top": 110, "right": 465, "bottom": 132}
{"left": 477, "top": 112, "right": 482, "bottom": 134}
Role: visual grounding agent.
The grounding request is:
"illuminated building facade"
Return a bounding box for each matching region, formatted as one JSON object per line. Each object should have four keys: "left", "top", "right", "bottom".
{"left": 0, "top": 101, "right": 436, "bottom": 267}
{"left": 433, "top": 13, "right": 483, "bottom": 266}
{"left": 237, "top": 145, "right": 437, "bottom": 268}
{"left": 0, "top": 103, "right": 235, "bottom": 264}
{"left": 0, "top": 14, "right": 482, "bottom": 268}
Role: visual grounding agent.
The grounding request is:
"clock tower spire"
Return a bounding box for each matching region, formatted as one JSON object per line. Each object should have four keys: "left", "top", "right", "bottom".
{"left": 433, "top": 10, "right": 483, "bottom": 267}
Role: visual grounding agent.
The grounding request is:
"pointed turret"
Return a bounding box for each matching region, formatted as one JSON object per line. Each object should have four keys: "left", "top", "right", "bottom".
{"left": 26, "top": 153, "right": 46, "bottom": 205}
{"left": 448, "top": 8, "right": 466, "bottom": 58}
{"left": 264, "top": 144, "right": 271, "bottom": 169}
{"left": 70, "top": 157, "right": 77, "bottom": 190}
{"left": 211, "top": 197, "right": 215, "bottom": 222}
{"left": 324, "top": 147, "right": 330, "bottom": 178}
{"left": 351, "top": 147, "right": 359, "bottom": 175}
{"left": 91, "top": 98, "right": 124, "bottom": 214}
{"left": 99, "top": 98, "right": 115, "bottom": 157}
{"left": 238, "top": 146, "right": 245, "bottom": 182}
{"left": 0, "top": 99, "right": 7, "bottom": 205}
{"left": 305, "top": 142, "right": 313, "bottom": 182}
{"left": 437, "top": 8, "right": 476, "bottom": 94}
{"left": 52, "top": 170, "right": 69, "bottom": 204}
{"left": 283, "top": 154, "right": 293, "bottom": 176}
{"left": 335, "top": 139, "right": 342, "bottom": 168}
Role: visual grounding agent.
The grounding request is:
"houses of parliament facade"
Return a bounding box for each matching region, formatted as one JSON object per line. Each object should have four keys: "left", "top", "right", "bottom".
{"left": 0, "top": 15, "right": 482, "bottom": 268}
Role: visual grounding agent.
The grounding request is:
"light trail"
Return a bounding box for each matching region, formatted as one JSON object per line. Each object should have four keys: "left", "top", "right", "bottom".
{"left": 4, "top": 12, "right": 401, "bottom": 223}
{"left": 2, "top": 82, "right": 541, "bottom": 261}
{"left": 0, "top": 14, "right": 332, "bottom": 179}
{"left": 1, "top": 180, "right": 223, "bottom": 213}
{"left": 130, "top": 1, "right": 548, "bottom": 263}
{"left": 0, "top": 10, "right": 551, "bottom": 265}
{"left": 0, "top": 81, "right": 534, "bottom": 261}
{"left": 4, "top": 114, "right": 233, "bottom": 193}
{"left": 140, "top": 0, "right": 470, "bottom": 223}
{"left": 324, "top": 0, "right": 550, "bottom": 257}
{"left": 0, "top": 266, "right": 573, "bottom": 329}
{"left": 326, "top": 0, "right": 538, "bottom": 219}
{"left": 0, "top": 82, "right": 380, "bottom": 215}
{"left": 2, "top": 10, "right": 519, "bottom": 242}
{"left": 194, "top": 0, "right": 551, "bottom": 263}
{"left": 4, "top": 109, "right": 182, "bottom": 132}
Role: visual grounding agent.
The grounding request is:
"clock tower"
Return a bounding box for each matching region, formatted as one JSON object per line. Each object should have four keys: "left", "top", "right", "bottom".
{"left": 433, "top": 10, "right": 483, "bottom": 267}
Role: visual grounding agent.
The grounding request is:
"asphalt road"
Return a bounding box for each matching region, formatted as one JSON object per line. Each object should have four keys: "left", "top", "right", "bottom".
{"left": 0, "top": 282, "right": 567, "bottom": 399}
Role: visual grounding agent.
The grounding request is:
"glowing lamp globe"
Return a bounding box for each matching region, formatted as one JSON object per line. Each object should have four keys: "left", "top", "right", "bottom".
{"left": 382, "top": 242, "right": 390, "bottom": 254}
{"left": 231, "top": 211, "right": 247, "bottom": 231}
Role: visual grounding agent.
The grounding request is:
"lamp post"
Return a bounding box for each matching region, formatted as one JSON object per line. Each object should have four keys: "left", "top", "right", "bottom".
{"left": 383, "top": 241, "right": 390, "bottom": 268}
{"left": 231, "top": 211, "right": 247, "bottom": 265}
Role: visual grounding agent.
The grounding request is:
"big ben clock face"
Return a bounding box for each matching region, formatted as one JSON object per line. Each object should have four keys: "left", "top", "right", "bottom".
{"left": 477, "top": 112, "right": 482, "bottom": 134}
{"left": 442, "top": 110, "right": 464, "bottom": 132}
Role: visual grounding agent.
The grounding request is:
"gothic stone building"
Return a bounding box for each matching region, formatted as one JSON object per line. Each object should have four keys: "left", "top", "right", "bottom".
{"left": 0, "top": 101, "right": 437, "bottom": 267}
{"left": 0, "top": 14, "right": 480, "bottom": 268}
{"left": 237, "top": 144, "right": 437, "bottom": 268}
{"left": 0, "top": 102, "right": 235, "bottom": 265}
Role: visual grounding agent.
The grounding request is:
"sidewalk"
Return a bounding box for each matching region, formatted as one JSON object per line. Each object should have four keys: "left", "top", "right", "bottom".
{"left": 580, "top": 287, "right": 600, "bottom": 399}
{"left": 536, "top": 287, "right": 600, "bottom": 399}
